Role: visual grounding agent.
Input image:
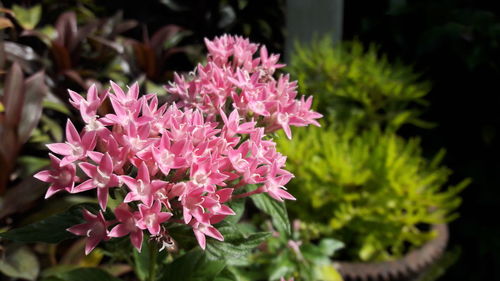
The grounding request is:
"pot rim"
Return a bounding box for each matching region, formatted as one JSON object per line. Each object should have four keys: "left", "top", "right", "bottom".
{"left": 333, "top": 224, "right": 449, "bottom": 281}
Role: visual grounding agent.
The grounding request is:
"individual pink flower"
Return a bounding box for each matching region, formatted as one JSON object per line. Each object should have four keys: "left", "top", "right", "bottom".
{"left": 46, "top": 119, "right": 96, "bottom": 166}
{"left": 136, "top": 200, "right": 172, "bottom": 235}
{"left": 108, "top": 203, "right": 143, "bottom": 252}
{"left": 34, "top": 154, "right": 79, "bottom": 198}
{"left": 74, "top": 153, "right": 119, "bottom": 210}
{"left": 219, "top": 109, "right": 256, "bottom": 137}
{"left": 121, "top": 162, "right": 168, "bottom": 207}
{"left": 66, "top": 209, "right": 111, "bottom": 255}
{"left": 262, "top": 161, "right": 295, "bottom": 202}
{"left": 179, "top": 185, "right": 205, "bottom": 224}
{"left": 68, "top": 84, "right": 107, "bottom": 123}
{"left": 190, "top": 157, "right": 228, "bottom": 190}
{"left": 152, "top": 134, "right": 188, "bottom": 176}
{"left": 191, "top": 213, "right": 224, "bottom": 250}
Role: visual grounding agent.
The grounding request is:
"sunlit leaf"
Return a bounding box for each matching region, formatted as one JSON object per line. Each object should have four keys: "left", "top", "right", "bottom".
{"left": 0, "top": 245, "right": 40, "bottom": 281}
{"left": 12, "top": 4, "right": 41, "bottom": 30}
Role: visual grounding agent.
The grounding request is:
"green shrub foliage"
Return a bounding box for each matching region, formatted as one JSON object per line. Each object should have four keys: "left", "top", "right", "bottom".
{"left": 288, "top": 38, "right": 432, "bottom": 131}
{"left": 277, "top": 126, "right": 469, "bottom": 262}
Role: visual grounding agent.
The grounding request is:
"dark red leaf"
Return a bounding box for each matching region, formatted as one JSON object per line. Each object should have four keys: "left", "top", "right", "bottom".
{"left": 63, "top": 69, "right": 86, "bottom": 88}
{"left": 150, "top": 25, "right": 182, "bottom": 52}
{"left": 55, "top": 12, "right": 77, "bottom": 51}
{"left": 0, "top": 175, "right": 47, "bottom": 219}
{"left": 50, "top": 42, "right": 72, "bottom": 71}
{"left": 114, "top": 20, "right": 138, "bottom": 36}
{"left": 18, "top": 71, "right": 46, "bottom": 145}
{"left": 3, "top": 62, "right": 25, "bottom": 129}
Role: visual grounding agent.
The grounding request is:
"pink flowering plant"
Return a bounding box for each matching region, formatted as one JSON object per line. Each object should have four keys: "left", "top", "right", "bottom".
{"left": 0, "top": 35, "right": 321, "bottom": 280}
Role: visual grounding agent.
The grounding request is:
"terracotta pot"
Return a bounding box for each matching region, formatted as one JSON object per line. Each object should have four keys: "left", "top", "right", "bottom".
{"left": 333, "top": 224, "right": 448, "bottom": 281}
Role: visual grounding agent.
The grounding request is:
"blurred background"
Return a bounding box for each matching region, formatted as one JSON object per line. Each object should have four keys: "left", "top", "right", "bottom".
{"left": 0, "top": 0, "right": 498, "bottom": 280}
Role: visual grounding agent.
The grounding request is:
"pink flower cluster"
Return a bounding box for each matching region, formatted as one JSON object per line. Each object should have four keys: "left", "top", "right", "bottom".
{"left": 34, "top": 35, "right": 321, "bottom": 255}
{"left": 167, "top": 34, "right": 322, "bottom": 139}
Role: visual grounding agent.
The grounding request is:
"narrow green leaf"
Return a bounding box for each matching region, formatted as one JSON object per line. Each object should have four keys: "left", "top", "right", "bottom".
{"left": 0, "top": 203, "right": 99, "bottom": 243}
{"left": 251, "top": 193, "right": 291, "bottom": 236}
{"left": 42, "top": 100, "right": 71, "bottom": 115}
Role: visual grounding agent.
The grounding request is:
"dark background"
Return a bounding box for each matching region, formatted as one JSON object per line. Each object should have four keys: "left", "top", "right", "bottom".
{"left": 343, "top": 1, "right": 500, "bottom": 280}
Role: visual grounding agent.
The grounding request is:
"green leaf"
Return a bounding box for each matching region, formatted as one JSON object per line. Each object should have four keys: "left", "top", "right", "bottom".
{"left": 133, "top": 240, "right": 151, "bottom": 281}
{"left": 316, "top": 265, "right": 344, "bottom": 281}
{"left": 160, "top": 250, "right": 226, "bottom": 281}
{"left": 42, "top": 100, "right": 71, "bottom": 115}
{"left": 12, "top": 4, "right": 41, "bottom": 30}
{"left": 0, "top": 203, "right": 99, "bottom": 243}
{"left": 214, "top": 268, "right": 239, "bottom": 281}
{"left": 0, "top": 245, "right": 40, "bottom": 280}
{"left": 251, "top": 193, "right": 291, "bottom": 236}
{"left": 225, "top": 197, "right": 246, "bottom": 224}
{"left": 318, "top": 238, "right": 344, "bottom": 257}
{"left": 206, "top": 222, "right": 271, "bottom": 266}
{"left": 51, "top": 268, "right": 123, "bottom": 281}
{"left": 17, "top": 156, "right": 50, "bottom": 177}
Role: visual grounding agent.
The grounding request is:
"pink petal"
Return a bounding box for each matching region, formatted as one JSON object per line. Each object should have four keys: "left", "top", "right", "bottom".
{"left": 148, "top": 222, "right": 160, "bottom": 236}
{"left": 216, "top": 188, "right": 233, "bottom": 202}
{"left": 45, "top": 185, "right": 64, "bottom": 199}
{"left": 193, "top": 229, "right": 206, "bottom": 250}
{"left": 79, "top": 162, "right": 96, "bottom": 178}
{"left": 73, "top": 179, "right": 95, "bottom": 193}
{"left": 110, "top": 81, "right": 126, "bottom": 99}
{"left": 109, "top": 224, "right": 130, "bottom": 237}
{"left": 85, "top": 235, "right": 101, "bottom": 255}
{"left": 204, "top": 226, "right": 224, "bottom": 241}
{"left": 82, "top": 131, "right": 97, "bottom": 151}
{"left": 66, "top": 119, "right": 82, "bottom": 144}
{"left": 87, "top": 84, "right": 98, "bottom": 103}
{"left": 128, "top": 82, "right": 139, "bottom": 100}
{"left": 97, "top": 187, "right": 109, "bottom": 210}
{"left": 68, "top": 89, "right": 84, "bottom": 108}
{"left": 130, "top": 230, "right": 143, "bottom": 252}
{"left": 67, "top": 223, "right": 91, "bottom": 236}
{"left": 60, "top": 155, "right": 79, "bottom": 166}
{"left": 218, "top": 205, "right": 236, "bottom": 215}
{"left": 276, "top": 189, "right": 296, "bottom": 201}
{"left": 34, "top": 170, "right": 51, "bottom": 182}
{"left": 138, "top": 162, "right": 150, "bottom": 183}
{"left": 47, "top": 143, "right": 71, "bottom": 156}
{"left": 157, "top": 212, "right": 172, "bottom": 223}
{"left": 114, "top": 203, "right": 132, "bottom": 221}
{"left": 100, "top": 153, "right": 114, "bottom": 175}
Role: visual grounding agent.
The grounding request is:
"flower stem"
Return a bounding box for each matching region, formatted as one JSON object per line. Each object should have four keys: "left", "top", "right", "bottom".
{"left": 148, "top": 241, "right": 158, "bottom": 281}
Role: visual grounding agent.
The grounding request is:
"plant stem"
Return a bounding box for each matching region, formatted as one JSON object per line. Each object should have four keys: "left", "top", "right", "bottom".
{"left": 148, "top": 241, "right": 158, "bottom": 281}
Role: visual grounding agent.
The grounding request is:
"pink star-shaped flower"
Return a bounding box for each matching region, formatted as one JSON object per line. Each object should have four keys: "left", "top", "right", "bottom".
{"left": 67, "top": 209, "right": 111, "bottom": 255}
{"left": 74, "top": 153, "right": 119, "bottom": 210}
